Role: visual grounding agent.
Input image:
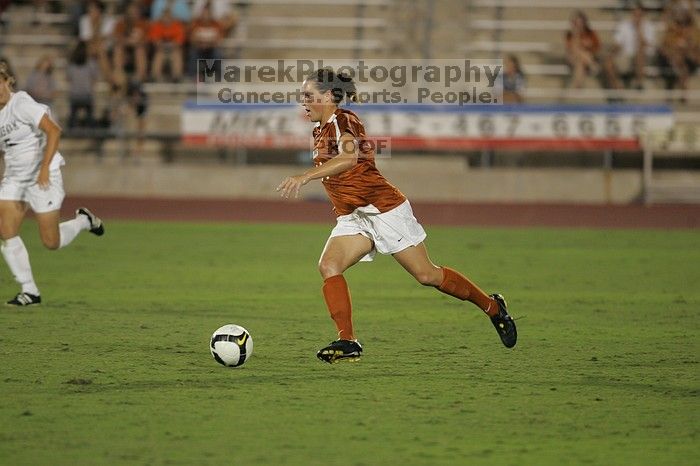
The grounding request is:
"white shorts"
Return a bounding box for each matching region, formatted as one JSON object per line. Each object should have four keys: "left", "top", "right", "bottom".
{"left": 326, "top": 200, "right": 427, "bottom": 262}
{"left": 0, "top": 169, "right": 65, "bottom": 213}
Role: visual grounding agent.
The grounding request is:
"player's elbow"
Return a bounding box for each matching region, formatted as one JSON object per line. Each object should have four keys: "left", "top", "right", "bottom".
{"left": 341, "top": 155, "right": 358, "bottom": 170}
{"left": 43, "top": 125, "right": 61, "bottom": 143}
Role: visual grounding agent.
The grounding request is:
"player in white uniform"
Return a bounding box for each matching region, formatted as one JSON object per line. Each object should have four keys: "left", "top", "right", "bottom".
{"left": 0, "top": 63, "right": 104, "bottom": 306}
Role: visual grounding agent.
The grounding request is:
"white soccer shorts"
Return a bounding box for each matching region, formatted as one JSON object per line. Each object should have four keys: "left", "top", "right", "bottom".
{"left": 0, "top": 169, "right": 65, "bottom": 213}
{"left": 325, "top": 200, "right": 427, "bottom": 262}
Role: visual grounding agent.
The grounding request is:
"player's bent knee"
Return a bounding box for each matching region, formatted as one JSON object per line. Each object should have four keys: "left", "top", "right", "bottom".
{"left": 414, "top": 270, "right": 441, "bottom": 287}
{"left": 318, "top": 260, "right": 343, "bottom": 279}
{"left": 41, "top": 237, "right": 60, "bottom": 250}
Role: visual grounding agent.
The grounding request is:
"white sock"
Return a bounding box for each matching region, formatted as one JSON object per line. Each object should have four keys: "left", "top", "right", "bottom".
{"left": 59, "top": 215, "right": 90, "bottom": 249}
{"left": 1, "top": 236, "right": 40, "bottom": 296}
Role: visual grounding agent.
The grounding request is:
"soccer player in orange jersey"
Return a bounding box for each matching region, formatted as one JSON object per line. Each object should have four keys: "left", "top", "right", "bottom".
{"left": 277, "top": 68, "right": 516, "bottom": 363}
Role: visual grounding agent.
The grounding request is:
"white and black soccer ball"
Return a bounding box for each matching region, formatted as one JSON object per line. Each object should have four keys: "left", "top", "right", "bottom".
{"left": 210, "top": 324, "right": 253, "bottom": 367}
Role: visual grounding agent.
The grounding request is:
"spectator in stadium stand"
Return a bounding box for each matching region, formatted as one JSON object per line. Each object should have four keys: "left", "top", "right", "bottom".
{"left": 565, "top": 10, "right": 601, "bottom": 88}
{"left": 66, "top": 0, "right": 85, "bottom": 36}
{"left": 149, "top": 6, "right": 186, "bottom": 82}
{"left": 0, "top": 0, "right": 9, "bottom": 23}
{"left": 127, "top": 80, "right": 148, "bottom": 152}
{"left": 113, "top": 1, "right": 150, "bottom": 83}
{"left": 116, "top": 0, "right": 153, "bottom": 17}
{"left": 502, "top": 54, "right": 526, "bottom": 103}
{"left": 30, "top": 0, "right": 50, "bottom": 25}
{"left": 664, "top": 0, "right": 696, "bottom": 23}
{"left": 25, "top": 56, "right": 56, "bottom": 107}
{"left": 150, "top": 0, "right": 191, "bottom": 23}
{"left": 79, "top": 0, "right": 116, "bottom": 55}
{"left": 658, "top": 3, "right": 700, "bottom": 99}
{"left": 603, "top": 2, "right": 656, "bottom": 91}
{"left": 192, "top": 0, "right": 238, "bottom": 35}
{"left": 108, "top": 73, "right": 149, "bottom": 156}
{"left": 189, "top": 3, "right": 224, "bottom": 78}
{"left": 66, "top": 41, "right": 100, "bottom": 129}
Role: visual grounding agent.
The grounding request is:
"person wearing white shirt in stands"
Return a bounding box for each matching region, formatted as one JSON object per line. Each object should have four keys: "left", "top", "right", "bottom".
{"left": 604, "top": 2, "right": 657, "bottom": 90}
{"left": 79, "top": 0, "right": 116, "bottom": 48}
{"left": 0, "top": 63, "right": 104, "bottom": 306}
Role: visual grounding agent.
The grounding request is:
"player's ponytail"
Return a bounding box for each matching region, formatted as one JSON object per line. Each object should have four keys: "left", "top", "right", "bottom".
{"left": 308, "top": 67, "right": 358, "bottom": 105}
{"left": 0, "top": 61, "right": 16, "bottom": 89}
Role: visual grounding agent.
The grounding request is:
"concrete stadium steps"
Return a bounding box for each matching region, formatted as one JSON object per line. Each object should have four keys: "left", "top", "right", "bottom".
{"left": 140, "top": 113, "right": 180, "bottom": 133}
{"left": 0, "top": 21, "right": 67, "bottom": 36}
{"left": 496, "top": 7, "right": 623, "bottom": 22}
{"left": 61, "top": 137, "right": 165, "bottom": 164}
{"left": 235, "top": 1, "right": 396, "bottom": 59}
{"left": 524, "top": 75, "right": 568, "bottom": 89}
{"left": 241, "top": 26, "right": 388, "bottom": 43}
{"left": 59, "top": 138, "right": 103, "bottom": 154}
{"left": 492, "top": 28, "right": 614, "bottom": 47}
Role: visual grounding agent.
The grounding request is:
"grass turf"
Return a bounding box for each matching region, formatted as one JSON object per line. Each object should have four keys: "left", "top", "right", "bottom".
{"left": 0, "top": 221, "right": 698, "bottom": 466}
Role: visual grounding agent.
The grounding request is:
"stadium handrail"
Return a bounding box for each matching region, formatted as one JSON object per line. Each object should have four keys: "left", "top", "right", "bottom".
{"left": 244, "top": 16, "right": 386, "bottom": 27}
{"left": 221, "top": 37, "right": 383, "bottom": 50}
{"left": 470, "top": 0, "right": 622, "bottom": 7}
{"left": 471, "top": 18, "right": 621, "bottom": 31}
{"left": 470, "top": 0, "right": 700, "bottom": 8}
{"left": 525, "top": 87, "right": 700, "bottom": 102}
{"left": 0, "top": 11, "right": 71, "bottom": 24}
{"left": 237, "top": 0, "right": 389, "bottom": 5}
{"left": 462, "top": 41, "right": 552, "bottom": 52}
{"left": 642, "top": 125, "right": 700, "bottom": 203}
{"left": 522, "top": 64, "right": 661, "bottom": 78}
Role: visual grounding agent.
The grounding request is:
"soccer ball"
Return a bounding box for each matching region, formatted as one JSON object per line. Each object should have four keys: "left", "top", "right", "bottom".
{"left": 210, "top": 324, "right": 254, "bottom": 367}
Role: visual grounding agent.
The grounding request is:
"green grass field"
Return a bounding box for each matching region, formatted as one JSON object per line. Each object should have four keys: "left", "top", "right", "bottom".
{"left": 0, "top": 220, "right": 698, "bottom": 466}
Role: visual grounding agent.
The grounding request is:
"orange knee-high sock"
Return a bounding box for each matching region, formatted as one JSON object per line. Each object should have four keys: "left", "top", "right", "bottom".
{"left": 322, "top": 274, "right": 355, "bottom": 340}
{"left": 437, "top": 267, "right": 499, "bottom": 317}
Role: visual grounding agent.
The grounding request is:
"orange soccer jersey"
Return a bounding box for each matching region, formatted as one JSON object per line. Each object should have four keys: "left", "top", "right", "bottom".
{"left": 313, "top": 108, "right": 406, "bottom": 216}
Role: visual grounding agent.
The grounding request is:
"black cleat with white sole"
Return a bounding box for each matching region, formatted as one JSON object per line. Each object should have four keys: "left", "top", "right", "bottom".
{"left": 317, "top": 339, "right": 363, "bottom": 364}
{"left": 77, "top": 207, "right": 104, "bottom": 236}
{"left": 489, "top": 293, "right": 517, "bottom": 348}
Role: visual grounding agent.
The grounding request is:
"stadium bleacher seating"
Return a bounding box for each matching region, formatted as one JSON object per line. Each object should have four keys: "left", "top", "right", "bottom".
{"left": 0, "top": 0, "right": 699, "bottom": 162}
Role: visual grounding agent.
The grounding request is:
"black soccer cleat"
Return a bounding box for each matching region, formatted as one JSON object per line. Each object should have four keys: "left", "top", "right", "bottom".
{"left": 317, "top": 339, "right": 363, "bottom": 364}
{"left": 489, "top": 293, "right": 517, "bottom": 348}
{"left": 77, "top": 207, "right": 104, "bottom": 236}
{"left": 6, "top": 292, "right": 41, "bottom": 306}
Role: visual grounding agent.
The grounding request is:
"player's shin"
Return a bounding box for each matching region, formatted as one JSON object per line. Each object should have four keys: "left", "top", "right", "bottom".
{"left": 1, "top": 236, "right": 40, "bottom": 295}
{"left": 437, "top": 266, "right": 499, "bottom": 316}
{"left": 322, "top": 274, "right": 355, "bottom": 340}
{"left": 58, "top": 216, "right": 89, "bottom": 248}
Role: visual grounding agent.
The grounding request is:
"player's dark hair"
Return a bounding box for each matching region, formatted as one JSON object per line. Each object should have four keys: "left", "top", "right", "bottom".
{"left": 307, "top": 67, "right": 358, "bottom": 104}
{"left": 0, "top": 60, "right": 16, "bottom": 89}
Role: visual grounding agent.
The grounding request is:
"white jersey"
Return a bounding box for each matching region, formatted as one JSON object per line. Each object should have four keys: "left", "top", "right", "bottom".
{"left": 0, "top": 91, "right": 65, "bottom": 182}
